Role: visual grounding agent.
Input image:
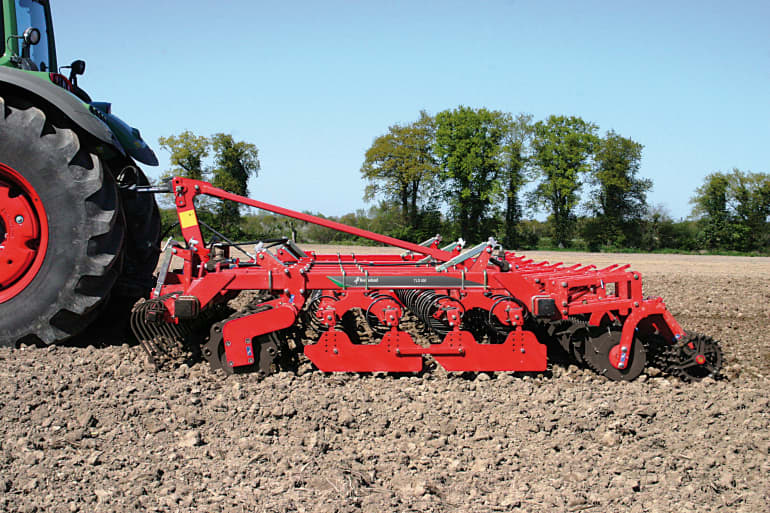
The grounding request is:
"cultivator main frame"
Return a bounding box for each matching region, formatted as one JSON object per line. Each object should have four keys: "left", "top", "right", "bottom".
{"left": 130, "top": 177, "right": 723, "bottom": 381}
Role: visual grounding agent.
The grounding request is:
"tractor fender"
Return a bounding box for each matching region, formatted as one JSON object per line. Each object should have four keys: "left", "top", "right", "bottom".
{"left": 0, "top": 66, "right": 124, "bottom": 157}
{"left": 94, "top": 106, "right": 158, "bottom": 166}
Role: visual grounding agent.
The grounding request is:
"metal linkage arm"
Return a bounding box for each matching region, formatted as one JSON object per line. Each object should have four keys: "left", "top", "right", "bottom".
{"left": 436, "top": 238, "right": 497, "bottom": 271}
{"left": 417, "top": 238, "right": 466, "bottom": 264}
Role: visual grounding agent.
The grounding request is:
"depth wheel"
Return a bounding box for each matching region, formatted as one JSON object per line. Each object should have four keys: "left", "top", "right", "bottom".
{"left": 583, "top": 325, "right": 646, "bottom": 381}
{"left": 203, "top": 317, "right": 281, "bottom": 377}
{"left": 0, "top": 96, "right": 125, "bottom": 345}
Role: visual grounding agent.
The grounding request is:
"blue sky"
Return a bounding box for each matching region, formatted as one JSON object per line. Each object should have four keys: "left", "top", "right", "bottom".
{"left": 51, "top": 0, "right": 769, "bottom": 220}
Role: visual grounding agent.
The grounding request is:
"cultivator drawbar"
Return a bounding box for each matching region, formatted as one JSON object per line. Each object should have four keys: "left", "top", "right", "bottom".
{"left": 130, "top": 177, "right": 723, "bottom": 381}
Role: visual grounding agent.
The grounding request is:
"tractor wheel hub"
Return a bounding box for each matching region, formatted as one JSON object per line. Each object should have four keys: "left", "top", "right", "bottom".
{"left": 0, "top": 163, "right": 48, "bottom": 302}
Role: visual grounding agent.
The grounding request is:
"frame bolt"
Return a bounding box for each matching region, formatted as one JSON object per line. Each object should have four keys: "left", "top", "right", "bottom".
{"left": 247, "top": 357, "right": 254, "bottom": 364}
{"left": 561, "top": 281, "right": 568, "bottom": 288}
{"left": 225, "top": 341, "right": 231, "bottom": 347}
{"left": 333, "top": 348, "right": 339, "bottom": 354}
{"left": 15, "top": 215, "right": 24, "bottom": 224}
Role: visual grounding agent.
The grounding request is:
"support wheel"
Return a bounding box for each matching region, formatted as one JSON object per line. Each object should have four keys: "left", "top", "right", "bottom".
{"left": 583, "top": 325, "right": 646, "bottom": 381}
{"left": 0, "top": 96, "right": 125, "bottom": 345}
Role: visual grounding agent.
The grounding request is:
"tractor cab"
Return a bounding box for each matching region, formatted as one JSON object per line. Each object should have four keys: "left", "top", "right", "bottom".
{"left": 1, "top": 0, "right": 57, "bottom": 72}
{"left": 1, "top": 0, "right": 157, "bottom": 164}
{"left": 2, "top": 0, "right": 85, "bottom": 92}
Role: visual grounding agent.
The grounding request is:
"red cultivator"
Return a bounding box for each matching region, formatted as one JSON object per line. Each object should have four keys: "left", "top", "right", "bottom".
{"left": 130, "top": 177, "right": 723, "bottom": 381}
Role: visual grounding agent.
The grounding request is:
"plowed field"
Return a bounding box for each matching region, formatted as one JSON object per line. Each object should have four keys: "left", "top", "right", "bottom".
{"left": 1, "top": 250, "right": 768, "bottom": 512}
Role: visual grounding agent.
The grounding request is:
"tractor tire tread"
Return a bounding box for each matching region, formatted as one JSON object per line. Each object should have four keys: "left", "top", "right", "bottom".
{"left": 0, "top": 95, "right": 125, "bottom": 345}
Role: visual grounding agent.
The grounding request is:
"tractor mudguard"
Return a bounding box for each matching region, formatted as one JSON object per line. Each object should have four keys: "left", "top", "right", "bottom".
{"left": 90, "top": 103, "right": 158, "bottom": 166}
{"left": 0, "top": 66, "right": 124, "bottom": 158}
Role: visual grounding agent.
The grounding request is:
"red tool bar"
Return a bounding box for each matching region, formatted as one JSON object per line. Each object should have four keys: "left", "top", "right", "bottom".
{"left": 173, "top": 177, "right": 454, "bottom": 262}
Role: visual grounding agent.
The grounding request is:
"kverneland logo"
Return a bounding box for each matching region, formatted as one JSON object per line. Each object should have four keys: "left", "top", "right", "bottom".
{"left": 352, "top": 276, "right": 379, "bottom": 284}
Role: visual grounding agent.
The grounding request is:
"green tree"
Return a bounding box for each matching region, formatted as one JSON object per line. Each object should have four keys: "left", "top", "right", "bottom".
{"left": 692, "top": 169, "right": 770, "bottom": 251}
{"left": 158, "top": 131, "right": 210, "bottom": 181}
{"left": 583, "top": 130, "right": 650, "bottom": 248}
{"left": 530, "top": 115, "right": 599, "bottom": 247}
{"left": 158, "top": 131, "right": 260, "bottom": 240}
{"left": 726, "top": 170, "right": 770, "bottom": 251}
{"left": 692, "top": 172, "right": 732, "bottom": 249}
{"left": 157, "top": 131, "right": 211, "bottom": 212}
{"left": 361, "top": 111, "right": 438, "bottom": 238}
{"left": 640, "top": 204, "right": 697, "bottom": 251}
{"left": 434, "top": 106, "right": 507, "bottom": 243}
{"left": 499, "top": 113, "right": 533, "bottom": 248}
{"left": 209, "top": 133, "right": 260, "bottom": 237}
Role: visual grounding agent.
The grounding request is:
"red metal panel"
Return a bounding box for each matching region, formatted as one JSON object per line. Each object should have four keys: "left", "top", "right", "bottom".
{"left": 432, "top": 330, "right": 548, "bottom": 372}
{"left": 222, "top": 303, "right": 298, "bottom": 368}
{"left": 304, "top": 330, "right": 423, "bottom": 372}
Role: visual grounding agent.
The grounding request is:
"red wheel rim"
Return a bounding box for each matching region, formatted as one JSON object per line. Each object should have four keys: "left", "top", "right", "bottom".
{"left": 0, "top": 162, "right": 49, "bottom": 303}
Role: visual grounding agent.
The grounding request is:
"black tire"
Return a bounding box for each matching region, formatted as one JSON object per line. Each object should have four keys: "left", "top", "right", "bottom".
{"left": 114, "top": 164, "right": 161, "bottom": 297}
{"left": 0, "top": 95, "right": 125, "bottom": 346}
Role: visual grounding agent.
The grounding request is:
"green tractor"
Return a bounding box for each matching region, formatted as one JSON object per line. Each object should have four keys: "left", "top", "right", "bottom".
{"left": 0, "top": 0, "right": 161, "bottom": 345}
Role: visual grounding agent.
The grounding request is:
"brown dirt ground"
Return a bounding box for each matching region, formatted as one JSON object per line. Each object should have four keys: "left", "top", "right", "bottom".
{"left": 1, "top": 248, "right": 768, "bottom": 512}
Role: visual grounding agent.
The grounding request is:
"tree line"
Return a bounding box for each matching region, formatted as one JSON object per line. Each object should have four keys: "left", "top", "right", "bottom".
{"left": 157, "top": 111, "right": 769, "bottom": 254}
{"left": 361, "top": 107, "right": 651, "bottom": 249}
{"left": 359, "top": 107, "right": 768, "bottom": 253}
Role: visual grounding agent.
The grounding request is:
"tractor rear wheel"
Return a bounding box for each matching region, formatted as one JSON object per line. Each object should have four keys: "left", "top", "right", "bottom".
{"left": 0, "top": 96, "right": 125, "bottom": 346}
